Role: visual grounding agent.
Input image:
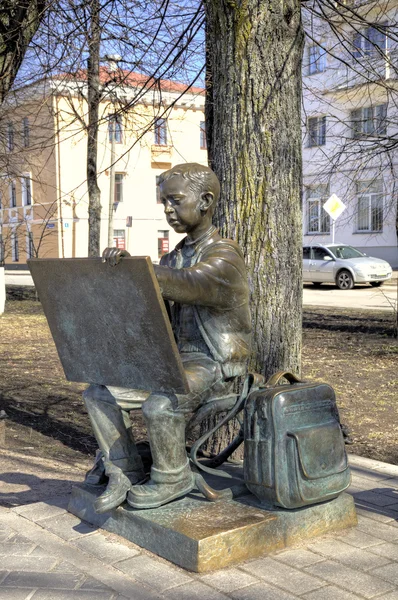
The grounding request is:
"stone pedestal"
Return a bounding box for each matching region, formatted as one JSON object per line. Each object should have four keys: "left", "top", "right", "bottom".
{"left": 68, "top": 470, "right": 357, "bottom": 572}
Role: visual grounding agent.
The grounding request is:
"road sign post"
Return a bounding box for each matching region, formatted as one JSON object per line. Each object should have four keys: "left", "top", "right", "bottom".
{"left": 323, "top": 194, "right": 346, "bottom": 243}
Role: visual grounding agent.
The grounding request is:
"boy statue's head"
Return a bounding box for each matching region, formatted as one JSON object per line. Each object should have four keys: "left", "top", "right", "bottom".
{"left": 158, "top": 163, "right": 220, "bottom": 238}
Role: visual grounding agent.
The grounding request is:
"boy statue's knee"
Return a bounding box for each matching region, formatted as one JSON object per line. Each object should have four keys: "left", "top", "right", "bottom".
{"left": 142, "top": 394, "right": 173, "bottom": 419}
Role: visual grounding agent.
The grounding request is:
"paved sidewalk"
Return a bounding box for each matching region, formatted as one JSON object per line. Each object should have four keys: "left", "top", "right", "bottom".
{"left": 1, "top": 454, "right": 398, "bottom": 599}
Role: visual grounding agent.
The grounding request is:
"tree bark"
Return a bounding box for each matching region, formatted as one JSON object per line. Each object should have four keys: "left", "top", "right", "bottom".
{"left": 205, "top": 0, "right": 304, "bottom": 379}
{"left": 87, "top": 0, "right": 101, "bottom": 257}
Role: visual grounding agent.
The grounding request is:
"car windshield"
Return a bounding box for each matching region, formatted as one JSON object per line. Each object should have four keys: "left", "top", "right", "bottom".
{"left": 329, "top": 246, "right": 365, "bottom": 260}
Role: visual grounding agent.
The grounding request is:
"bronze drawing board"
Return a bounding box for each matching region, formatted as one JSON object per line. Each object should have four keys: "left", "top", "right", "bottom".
{"left": 28, "top": 257, "right": 189, "bottom": 394}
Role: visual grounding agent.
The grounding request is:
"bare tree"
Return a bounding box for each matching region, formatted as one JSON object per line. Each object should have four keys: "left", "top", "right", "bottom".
{"left": 0, "top": 0, "right": 47, "bottom": 104}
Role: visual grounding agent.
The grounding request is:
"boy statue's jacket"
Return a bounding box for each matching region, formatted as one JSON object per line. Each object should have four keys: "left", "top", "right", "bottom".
{"left": 154, "top": 228, "right": 252, "bottom": 378}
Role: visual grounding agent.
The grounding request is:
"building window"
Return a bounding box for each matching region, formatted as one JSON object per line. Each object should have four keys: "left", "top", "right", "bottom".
{"left": 23, "top": 117, "right": 30, "bottom": 148}
{"left": 351, "top": 105, "right": 387, "bottom": 138}
{"left": 356, "top": 181, "right": 383, "bottom": 232}
{"left": 156, "top": 175, "right": 162, "bottom": 203}
{"left": 113, "top": 229, "right": 125, "bottom": 249}
{"left": 108, "top": 115, "right": 123, "bottom": 143}
{"left": 154, "top": 118, "right": 167, "bottom": 146}
{"left": 114, "top": 173, "right": 124, "bottom": 203}
{"left": 200, "top": 121, "right": 207, "bottom": 149}
{"left": 353, "top": 25, "right": 387, "bottom": 58}
{"left": 11, "top": 232, "right": 19, "bottom": 262}
{"left": 21, "top": 175, "right": 32, "bottom": 206}
{"left": 306, "top": 185, "right": 330, "bottom": 233}
{"left": 308, "top": 45, "right": 326, "bottom": 75}
{"left": 27, "top": 231, "right": 34, "bottom": 259}
{"left": 9, "top": 181, "right": 16, "bottom": 207}
{"left": 7, "top": 122, "right": 14, "bottom": 152}
{"left": 158, "top": 230, "right": 169, "bottom": 258}
{"left": 307, "top": 116, "right": 326, "bottom": 147}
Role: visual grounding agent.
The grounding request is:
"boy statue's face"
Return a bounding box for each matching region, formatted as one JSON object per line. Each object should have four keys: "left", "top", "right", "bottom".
{"left": 159, "top": 175, "right": 212, "bottom": 236}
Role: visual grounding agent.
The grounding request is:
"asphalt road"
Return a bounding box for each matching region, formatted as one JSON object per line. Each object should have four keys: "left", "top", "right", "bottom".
{"left": 303, "top": 281, "right": 397, "bottom": 311}
{"left": 4, "top": 270, "right": 398, "bottom": 312}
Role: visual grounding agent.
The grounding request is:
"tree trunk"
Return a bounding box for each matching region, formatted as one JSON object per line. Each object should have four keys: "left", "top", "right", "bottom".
{"left": 205, "top": 0, "right": 304, "bottom": 379}
{"left": 87, "top": 0, "right": 101, "bottom": 257}
{"left": 201, "top": 0, "right": 304, "bottom": 456}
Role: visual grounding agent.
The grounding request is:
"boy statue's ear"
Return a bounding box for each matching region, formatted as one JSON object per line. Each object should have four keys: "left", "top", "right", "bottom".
{"left": 199, "top": 192, "right": 214, "bottom": 213}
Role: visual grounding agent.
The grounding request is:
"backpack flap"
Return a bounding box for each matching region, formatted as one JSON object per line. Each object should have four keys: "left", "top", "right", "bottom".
{"left": 286, "top": 421, "right": 351, "bottom": 504}
{"left": 289, "top": 421, "right": 348, "bottom": 479}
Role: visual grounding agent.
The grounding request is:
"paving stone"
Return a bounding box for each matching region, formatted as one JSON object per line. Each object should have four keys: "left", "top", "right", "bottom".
{"left": 13, "top": 502, "right": 67, "bottom": 522}
{"left": 273, "top": 549, "right": 325, "bottom": 569}
{"left": 0, "top": 556, "right": 58, "bottom": 572}
{"left": 7, "top": 534, "right": 36, "bottom": 544}
{"left": 115, "top": 555, "right": 192, "bottom": 592}
{"left": 0, "top": 541, "right": 37, "bottom": 556}
{"left": 357, "top": 517, "right": 398, "bottom": 543}
{"left": 38, "top": 513, "right": 97, "bottom": 541}
{"left": 354, "top": 491, "right": 398, "bottom": 508}
{"left": 164, "top": 581, "right": 229, "bottom": 599}
{"left": 31, "top": 591, "right": 116, "bottom": 600}
{"left": 73, "top": 532, "right": 140, "bottom": 564}
{"left": 307, "top": 539, "right": 390, "bottom": 571}
{"left": 350, "top": 468, "right": 391, "bottom": 484}
{"left": 29, "top": 545, "right": 56, "bottom": 558}
{"left": 376, "top": 592, "right": 398, "bottom": 600}
{"left": 0, "top": 526, "right": 15, "bottom": 542}
{"left": 338, "top": 528, "right": 386, "bottom": 549}
{"left": 351, "top": 476, "right": 387, "bottom": 490}
{"left": 199, "top": 567, "right": 259, "bottom": 592}
{"left": 1, "top": 571, "right": 83, "bottom": 589}
{"left": 368, "top": 542, "right": 398, "bottom": 561}
{"left": 370, "top": 563, "right": 398, "bottom": 586}
{"left": 80, "top": 576, "right": 115, "bottom": 592}
{"left": 241, "top": 557, "right": 325, "bottom": 595}
{"left": 0, "top": 590, "right": 34, "bottom": 599}
{"left": 355, "top": 507, "right": 398, "bottom": 524}
{"left": 51, "top": 561, "right": 84, "bottom": 575}
{"left": 305, "top": 559, "right": 394, "bottom": 598}
{"left": 229, "top": 582, "right": 299, "bottom": 600}
{"left": 302, "top": 586, "right": 362, "bottom": 599}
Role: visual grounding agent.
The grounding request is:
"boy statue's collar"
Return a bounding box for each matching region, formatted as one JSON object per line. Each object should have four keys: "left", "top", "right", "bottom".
{"left": 176, "top": 225, "right": 218, "bottom": 252}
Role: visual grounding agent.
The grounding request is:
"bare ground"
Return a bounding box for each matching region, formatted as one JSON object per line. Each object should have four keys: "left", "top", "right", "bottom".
{"left": 0, "top": 296, "right": 397, "bottom": 505}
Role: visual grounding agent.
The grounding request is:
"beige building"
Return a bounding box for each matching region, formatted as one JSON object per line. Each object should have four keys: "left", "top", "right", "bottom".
{"left": 0, "top": 69, "right": 207, "bottom": 266}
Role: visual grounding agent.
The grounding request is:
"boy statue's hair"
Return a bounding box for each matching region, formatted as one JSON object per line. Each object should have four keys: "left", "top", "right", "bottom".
{"left": 158, "top": 163, "right": 220, "bottom": 212}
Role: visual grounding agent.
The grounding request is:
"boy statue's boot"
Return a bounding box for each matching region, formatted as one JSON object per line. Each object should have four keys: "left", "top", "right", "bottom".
{"left": 83, "top": 385, "right": 146, "bottom": 514}
{"left": 127, "top": 396, "right": 195, "bottom": 509}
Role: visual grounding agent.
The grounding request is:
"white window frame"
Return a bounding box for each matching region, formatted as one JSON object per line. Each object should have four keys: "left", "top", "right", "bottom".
{"left": 351, "top": 105, "right": 387, "bottom": 138}
{"left": 108, "top": 114, "right": 123, "bottom": 144}
{"left": 308, "top": 45, "right": 326, "bottom": 75}
{"left": 356, "top": 181, "right": 383, "bottom": 233}
{"left": 11, "top": 230, "right": 19, "bottom": 262}
{"left": 154, "top": 118, "right": 168, "bottom": 146}
{"left": 114, "top": 173, "right": 124, "bottom": 203}
{"left": 307, "top": 116, "right": 326, "bottom": 147}
{"left": 353, "top": 25, "right": 388, "bottom": 59}
{"left": 21, "top": 174, "right": 32, "bottom": 206}
{"left": 26, "top": 230, "right": 34, "bottom": 259}
{"left": 9, "top": 180, "right": 17, "bottom": 208}
{"left": 306, "top": 185, "right": 330, "bottom": 234}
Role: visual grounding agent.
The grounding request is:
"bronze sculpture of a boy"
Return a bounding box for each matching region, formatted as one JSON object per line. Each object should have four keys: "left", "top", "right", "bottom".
{"left": 84, "top": 163, "right": 251, "bottom": 512}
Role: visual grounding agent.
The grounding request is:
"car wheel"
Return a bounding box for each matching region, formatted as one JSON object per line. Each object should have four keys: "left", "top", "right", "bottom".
{"left": 312, "top": 282, "right": 322, "bottom": 287}
{"left": 370, "top": 281, "right": 383, "bottom": 287}
{"left": 336, "top": 270, "right": 354, "bottom": 290}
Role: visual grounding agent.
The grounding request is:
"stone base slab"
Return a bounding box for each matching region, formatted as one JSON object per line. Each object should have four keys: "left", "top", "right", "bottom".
{"left": 68, "top": 481, "right": 357, "bottom": 572}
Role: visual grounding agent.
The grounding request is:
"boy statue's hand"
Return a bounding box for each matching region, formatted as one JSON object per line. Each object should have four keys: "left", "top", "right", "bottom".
{"left": 101, "top": 247, "right": 131, "bottom": 267}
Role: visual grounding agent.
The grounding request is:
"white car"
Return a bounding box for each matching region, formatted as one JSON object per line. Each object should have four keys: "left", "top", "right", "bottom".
{"left": 303, "top": 243, "right": 393, "bottom": 290}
